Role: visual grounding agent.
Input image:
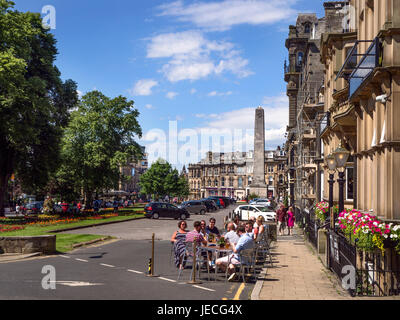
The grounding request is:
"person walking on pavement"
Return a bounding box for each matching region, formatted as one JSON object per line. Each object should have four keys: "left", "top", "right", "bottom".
{"left": 277, "top": 204, "right": 287, "bottom": 236}
{"left": 287, "top": 206, "right": 295, "bottom": 236}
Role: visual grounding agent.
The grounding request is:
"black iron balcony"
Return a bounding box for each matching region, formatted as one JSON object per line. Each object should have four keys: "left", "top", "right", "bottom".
{"left": 319, "top": 111, "right": 330, "bottom": 135}
{"left": 336, "top": 37, "right": 382, "bottom": 100}
{"left": 284, "top": 60, "right": 302, "bottom": 74}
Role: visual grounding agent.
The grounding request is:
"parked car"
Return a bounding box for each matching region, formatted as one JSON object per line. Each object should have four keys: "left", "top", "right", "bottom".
{"left": 201, "top": 199, "right": 218, "bottom": 212}
{"left": 179, "top": 201, "right": 207, "bottom": 215}
{"left": 24, "top": 201, "right": 43, "bottom": 215}
{"left": 207, "top": 196, "right": 226, "bottom": 208}
{"left": 234, "top": 205, "right": 276, "bottom": 222}
{"left": 144, "top": 202, "right": 190, "bottom": 220}
{"left": 204, "top": 198, "right": 220, "bottom": 210}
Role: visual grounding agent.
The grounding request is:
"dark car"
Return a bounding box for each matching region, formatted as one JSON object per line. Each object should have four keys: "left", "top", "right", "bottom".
{"left": 179, "top": 201, "right": 207, "bottom": 215}
{"left": 201, "top": 199, "right": 218, "bottom": 212}
{"left": 144, "top": 202, "right": 190, "bottom": 220}
{"left": 24, "top": 201, "right": 43, "bottom": 215}
{"left": 208, "top": 196, "right": 227, "bottom": 208}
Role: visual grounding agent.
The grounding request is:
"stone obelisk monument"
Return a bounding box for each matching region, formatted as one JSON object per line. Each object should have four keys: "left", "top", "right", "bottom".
{"left": 249, "top": 107, "right": 268, "bottom": 198}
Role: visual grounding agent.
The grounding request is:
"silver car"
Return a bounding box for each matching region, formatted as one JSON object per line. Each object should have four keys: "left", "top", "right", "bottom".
{"left": 180, "top": 201, "right": 207, "bottom": 215}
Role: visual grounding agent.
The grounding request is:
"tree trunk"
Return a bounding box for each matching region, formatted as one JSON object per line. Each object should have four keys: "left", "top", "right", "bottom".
{"left": 0, "top": 173, "right": 10, "bottom": 217}
{"left": 0, "top": 150, "right": 14, "bottom": 217}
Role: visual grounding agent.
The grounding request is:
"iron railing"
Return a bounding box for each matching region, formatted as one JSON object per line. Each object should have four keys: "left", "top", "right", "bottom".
{"left": 327, "top": 229, "right": 400, "bottom": 297}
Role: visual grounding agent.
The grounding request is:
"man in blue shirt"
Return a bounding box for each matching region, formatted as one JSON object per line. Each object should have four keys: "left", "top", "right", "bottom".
{"left": 215, "top": 225, "right": 254, "bottom": 281}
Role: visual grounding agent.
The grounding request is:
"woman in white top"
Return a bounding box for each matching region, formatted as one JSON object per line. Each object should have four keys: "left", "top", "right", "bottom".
{"left": 253, "top": 216, "right": 266, "bottom": 241}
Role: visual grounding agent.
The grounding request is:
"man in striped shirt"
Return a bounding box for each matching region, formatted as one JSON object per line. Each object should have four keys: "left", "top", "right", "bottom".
{"left": 185, "top": 221, "right": 207, "bottom": 246}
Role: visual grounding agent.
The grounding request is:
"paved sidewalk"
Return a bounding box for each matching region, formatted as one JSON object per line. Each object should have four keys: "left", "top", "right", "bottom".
{"left": 256, "top": 228, "right": 350, "bottom": 300}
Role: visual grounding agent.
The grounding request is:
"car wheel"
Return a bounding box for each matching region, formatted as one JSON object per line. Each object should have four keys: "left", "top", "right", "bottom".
{"left": 200, "top": 209, "right": 205, "bottom": 215}
{"left": 153, "top": 212, "right": 160, "bottom": 219}
{"left": 180, "top": 213, "right": 187, "bottom": 220}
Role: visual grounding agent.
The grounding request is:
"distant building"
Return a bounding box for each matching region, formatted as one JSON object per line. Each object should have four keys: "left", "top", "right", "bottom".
{"left": 119, "top": 148, "right": 148, "bottom": 197}
{"left": 188, "top": 147, "right": 287, "bottom": 200}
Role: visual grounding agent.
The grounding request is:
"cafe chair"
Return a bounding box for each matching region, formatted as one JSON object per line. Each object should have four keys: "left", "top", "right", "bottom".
{"left": 237, "top": 248, "right": 258, "bottom": 282}
{"left": 255, "top": 231, "right": 274, "bottom": 268}
{"left": 177, "top": 242, "right": 210, "bottom": 281}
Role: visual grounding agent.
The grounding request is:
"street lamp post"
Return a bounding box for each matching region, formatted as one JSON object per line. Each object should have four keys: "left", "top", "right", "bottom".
{"left": 326, "top": 153, "right": 337, "bottom": 220}
{"left": 333, "top": 144, "right": 350, "bottom": 215}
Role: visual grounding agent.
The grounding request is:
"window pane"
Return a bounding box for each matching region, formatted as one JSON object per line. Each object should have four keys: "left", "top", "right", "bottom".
{"left": 347, "top": 168, "right": 354, "bottom": 200}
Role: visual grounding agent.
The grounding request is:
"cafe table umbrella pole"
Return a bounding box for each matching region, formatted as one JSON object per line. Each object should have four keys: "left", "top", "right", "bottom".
{"left": 147, "top": 233, "right": 159, "bottom": 278}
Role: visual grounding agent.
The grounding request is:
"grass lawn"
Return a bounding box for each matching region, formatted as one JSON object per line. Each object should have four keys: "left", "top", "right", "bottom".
{"left": 56, "top": 234, "right": 113, "bottom": 253}
{"left": 1, "top": 213, "right": 144, "bottom": 253}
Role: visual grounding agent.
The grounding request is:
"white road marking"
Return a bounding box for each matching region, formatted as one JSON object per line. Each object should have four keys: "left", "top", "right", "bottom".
{"left": 52, "top": 281, "right": 103, "bottom": 287}
{"left": 127, "top": 269, "right": 144, "bottom": 274}
{"left": 59, "top": 255, "right": 70, "bottom": 259}
{"left": 159, "top": 277, "right": 176, "bottom": 283}
{"left": 75, "top": 258, "right": 88, "bottom": 262}
{"left": 100, "top": 263, "right": 115, "bottom": 268}
{"left": 192, "top": 285, "right": 216, "bottom": 292}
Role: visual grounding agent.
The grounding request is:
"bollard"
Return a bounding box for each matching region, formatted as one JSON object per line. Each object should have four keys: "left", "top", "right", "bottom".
{"left": 147, "top": 233, "right": 159, "bottom": 277}
{"left": 187, "top": 241, "right": 202, "bottom": 284}
{"left": 228, "top": 211, "right": 232, "bottom": 219}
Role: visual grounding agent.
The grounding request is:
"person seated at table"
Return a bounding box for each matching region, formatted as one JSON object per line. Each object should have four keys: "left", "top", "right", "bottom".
{"left": 186, "top": 221, "right": 207, "bottom": 247}
{"left": 253, "top": 216, "right": 266, "bottom": 241}
{"left": 171, "top": 221, "right": 188, "bottom": 269}
{"left": 245, "top": 220, "right": 254, "bottom": 238}
{"left": 200, "top": 220, "right": 207, "bottom": 239}
{"left": 205, "top": 217, "right": 220, "bottom": 238}
{"left": 215, "top": 225, "right": 254, "bottom": 281}
{"left": 224, "top": 222, "right": 240, "bottom": 245}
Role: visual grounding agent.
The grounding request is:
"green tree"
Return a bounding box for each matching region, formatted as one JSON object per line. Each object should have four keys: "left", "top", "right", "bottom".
{"left": 60, "top": 91, "right": 143, "bottom": 207}
{"left": 139, "top": 160, "right": 189, "bottom": 199}
{"left": 0, "top": 1, "right": 78, "bottom": 214}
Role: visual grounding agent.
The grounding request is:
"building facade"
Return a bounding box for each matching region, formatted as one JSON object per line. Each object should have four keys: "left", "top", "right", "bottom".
{"left": 322, "top": 0, "right": 400, "bottom": 220}
{"left": 188, "top": 148, "right": 287, "bottom": 201}
{"left": 119, "top": 153, "right": 148, "bottom": 196}
{"left": 284, "top": 2, "right": 349, "bottom": 212}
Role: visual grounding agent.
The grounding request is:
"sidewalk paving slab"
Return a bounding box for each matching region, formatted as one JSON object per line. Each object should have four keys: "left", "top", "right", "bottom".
{"left": 253, "top": 228, "right": 350, "bottom": 300}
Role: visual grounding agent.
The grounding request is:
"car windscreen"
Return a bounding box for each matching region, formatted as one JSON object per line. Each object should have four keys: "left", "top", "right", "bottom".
{"left": 256, "top": 207, "right": 274, "bottom": 213}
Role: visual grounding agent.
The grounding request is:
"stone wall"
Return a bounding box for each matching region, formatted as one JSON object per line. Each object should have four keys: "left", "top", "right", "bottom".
{"left": 0, "top": 235, "right": 56, "bottom": 254}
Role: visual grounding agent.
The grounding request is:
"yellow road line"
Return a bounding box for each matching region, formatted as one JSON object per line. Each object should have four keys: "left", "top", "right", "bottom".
{"left": 233, "top": 283, "right": 245, "bottom": 300}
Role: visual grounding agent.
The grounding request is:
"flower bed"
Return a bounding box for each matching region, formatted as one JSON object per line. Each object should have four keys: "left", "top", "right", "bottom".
{"left": 0, "top": 225, "right": 26, "bottom": 233}
{"left": 338, "top": 209, "right": 400, "bottom": 254}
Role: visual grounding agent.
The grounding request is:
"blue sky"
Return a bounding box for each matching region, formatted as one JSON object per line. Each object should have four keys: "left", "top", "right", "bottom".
{"left": 14, "top": 0, "right": 326, "bottom": 168}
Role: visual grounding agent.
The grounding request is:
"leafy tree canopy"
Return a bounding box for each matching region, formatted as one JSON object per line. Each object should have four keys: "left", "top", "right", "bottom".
{"left": 139, "top": 159, "right": 189, "bottom": 199}
{"left": 59, "top": 91, "right": 143, "bottom": 206}
{"left": 0, "top": 0, "right": 78, "bottom": 214}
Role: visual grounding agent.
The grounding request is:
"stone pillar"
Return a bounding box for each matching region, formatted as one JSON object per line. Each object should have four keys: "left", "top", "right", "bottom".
{"left": 250, "top": 107, "right": 268, "bottom": 198}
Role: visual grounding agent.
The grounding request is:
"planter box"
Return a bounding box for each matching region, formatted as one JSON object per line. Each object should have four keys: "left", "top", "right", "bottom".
{"left": 0, "top": 235, "right": 56, "bottom": 255}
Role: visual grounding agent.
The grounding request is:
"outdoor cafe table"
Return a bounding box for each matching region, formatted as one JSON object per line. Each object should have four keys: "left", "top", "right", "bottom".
{"left": 200, "top": 244, "right": 233, "bottom": 281}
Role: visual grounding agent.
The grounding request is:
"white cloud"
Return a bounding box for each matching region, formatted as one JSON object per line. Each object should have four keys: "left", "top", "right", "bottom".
{"left": 146, "top": 30, "right": 252, "bottom": 82}
{"left": 157, "top": 0, "right": 297, "bottom": 32}
{"left": 166, "top": 91, "right": 179, "bottom": 99}
{"left": 190, "top": 88, "right": 197, "bottom": 94}
{"left": 193, "top": 93, "right": 288, "bottom": 152}
{"left": 130, "top": 79, "right": 158, "bottom": 96}
{"left": 145, "top": 104, "right": 155, "bottom": 109}
{"left": 208, "top": 90, "right": 233, "bottom": 97}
